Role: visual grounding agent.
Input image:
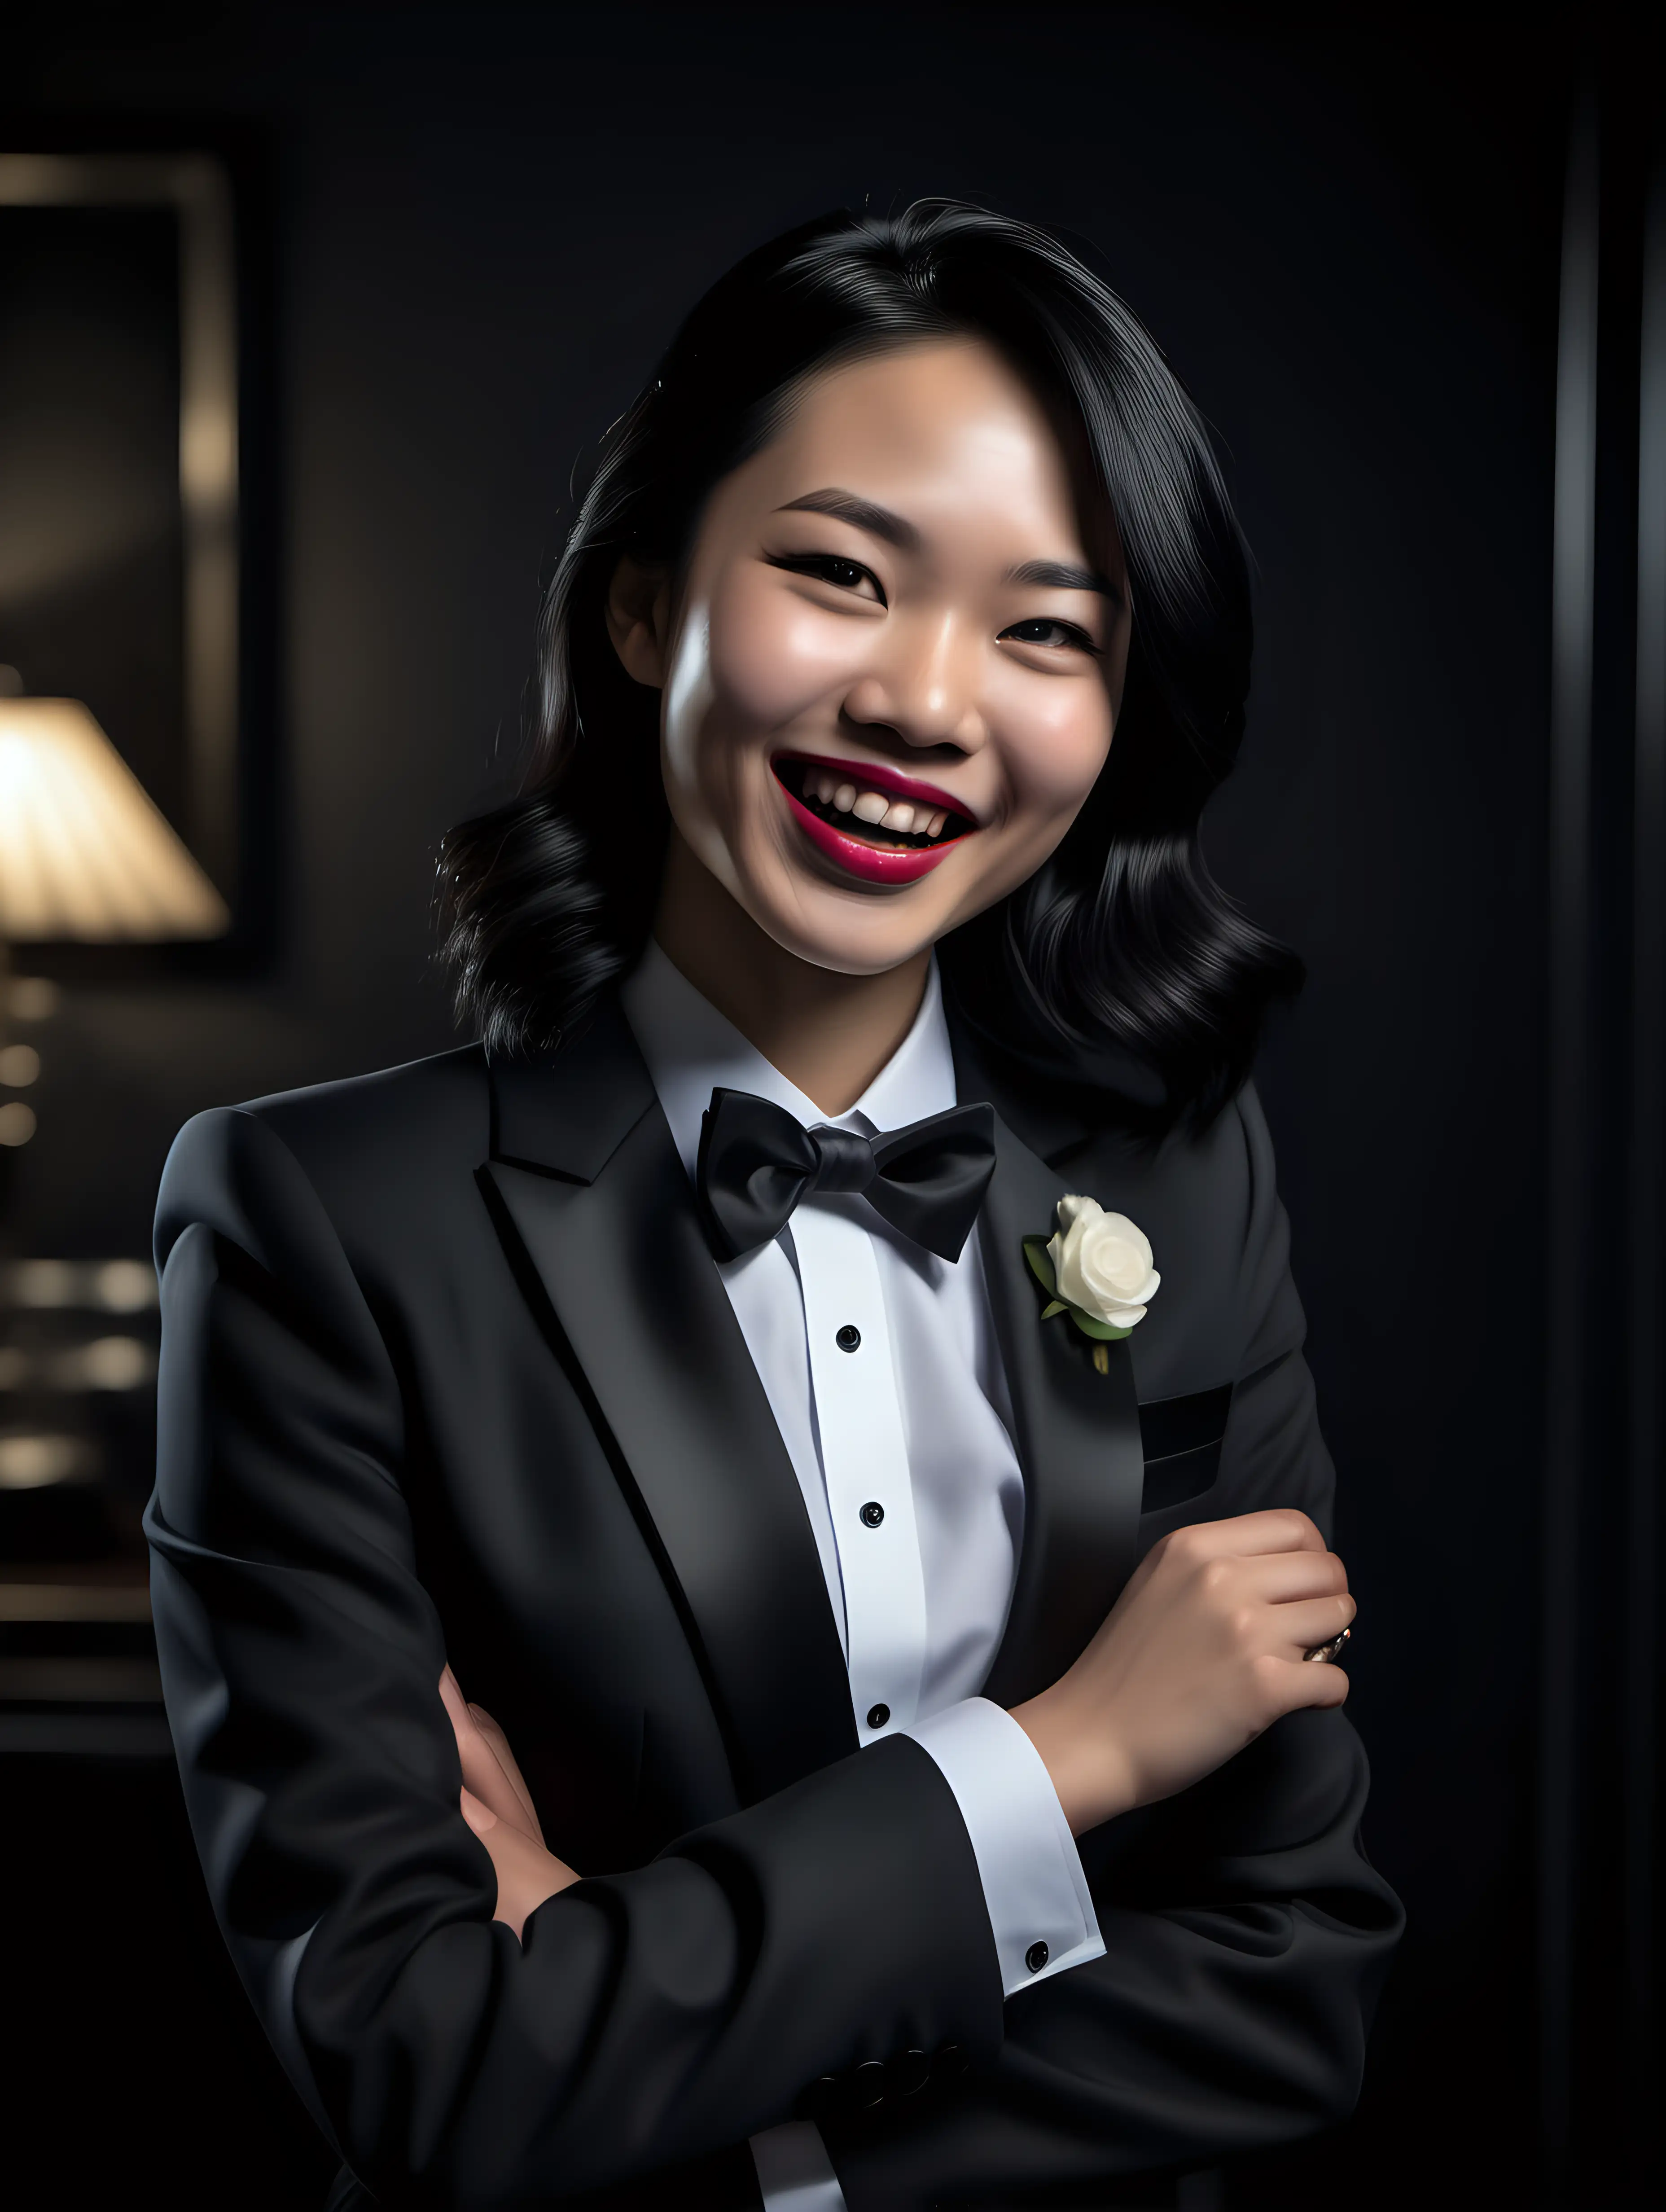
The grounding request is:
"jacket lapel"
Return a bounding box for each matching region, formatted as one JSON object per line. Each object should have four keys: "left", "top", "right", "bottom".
{"left": 481, "top": 1000, "right": 857, "bottom": 1804}
{"left": 951, "top": 1025, "right": 1147, "bottom": 1710}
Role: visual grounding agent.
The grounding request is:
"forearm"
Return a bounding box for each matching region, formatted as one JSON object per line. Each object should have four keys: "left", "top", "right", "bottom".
{"left": 152, "top": 1528, "right": 1001, "bottom": 2202}
{"left": 149, "top": 1108, "right": 1003, "bottom": 2204}
{"left": 815, "top": 1712, "right": 1403, "bottom": 2212}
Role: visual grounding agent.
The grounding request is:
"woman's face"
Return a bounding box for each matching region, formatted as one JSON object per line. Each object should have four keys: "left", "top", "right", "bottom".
{"left": 610, "top": 337, "right": 1132, "bottom": 976}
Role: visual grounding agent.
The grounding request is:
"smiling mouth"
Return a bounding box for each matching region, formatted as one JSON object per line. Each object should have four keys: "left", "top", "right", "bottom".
{"left": 771, "top": 755, "right": 977, "bottom": 851}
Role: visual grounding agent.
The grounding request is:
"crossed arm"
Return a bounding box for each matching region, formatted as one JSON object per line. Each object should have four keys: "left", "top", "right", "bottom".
{"left": 149, "top": 1102, "right": 1402, "bottom": 2210}
{"left": 440, "top": 1533, "right": 1397, "bottom": 2206}
{"left": 448, "top": 1487, "right": 1363, "bottom": 1934}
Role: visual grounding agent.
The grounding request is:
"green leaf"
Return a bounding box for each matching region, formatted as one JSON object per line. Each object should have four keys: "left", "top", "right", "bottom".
{"left": 1066, "top": 1306, "right": 1133, "bottom": 1343}
{"left": 1022, "top": 1236, "right": 1057, "bottom": 1296}
{"left": 1039, "top": 1299, "right": 1067, "bottom": 1320}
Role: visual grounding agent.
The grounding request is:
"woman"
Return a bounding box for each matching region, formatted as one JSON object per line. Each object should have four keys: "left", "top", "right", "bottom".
{"left": 148, "top": 202, "right": 1403, "bottom": 2211}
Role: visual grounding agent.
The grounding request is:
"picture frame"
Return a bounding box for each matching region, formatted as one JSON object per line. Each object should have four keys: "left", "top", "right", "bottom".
{"left": 0, "top": 140, "right": 272, "bottom": 962}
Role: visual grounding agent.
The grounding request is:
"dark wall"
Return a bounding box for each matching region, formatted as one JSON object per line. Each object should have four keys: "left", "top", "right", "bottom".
{"left": 6, "top": 8, "right": 1653, "bottom": 2208}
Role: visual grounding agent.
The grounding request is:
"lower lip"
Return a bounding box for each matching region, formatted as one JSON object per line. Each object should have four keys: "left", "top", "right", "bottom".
{"left": 779, "top": 787, "right": 969, "bottom": 885}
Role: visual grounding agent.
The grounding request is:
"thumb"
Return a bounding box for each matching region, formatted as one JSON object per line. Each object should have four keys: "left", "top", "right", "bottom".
{"left": 459, "top": 1784, "right": 499, "bottom": 1837}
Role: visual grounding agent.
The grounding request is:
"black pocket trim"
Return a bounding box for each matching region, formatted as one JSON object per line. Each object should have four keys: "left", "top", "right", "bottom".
{"left": 1138, "top": 1382, "right": 1232, "bottom": 1463}
{"left": 1138, "top": 1382, "right": 1233, "bottom": 1514}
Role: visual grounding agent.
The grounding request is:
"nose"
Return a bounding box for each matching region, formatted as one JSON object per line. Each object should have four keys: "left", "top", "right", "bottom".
{"left": 842, "top": 608, "right": 986, "bottom": 755}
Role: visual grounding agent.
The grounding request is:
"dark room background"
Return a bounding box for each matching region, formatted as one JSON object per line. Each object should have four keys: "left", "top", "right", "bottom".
{"left": 3, "top": 7, "right": 1660, "bottom": 2210}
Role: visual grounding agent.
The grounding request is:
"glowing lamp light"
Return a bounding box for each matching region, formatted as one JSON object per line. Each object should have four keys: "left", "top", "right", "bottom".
{"left": 0, "top": 696, "right": 229, "bottom": 941}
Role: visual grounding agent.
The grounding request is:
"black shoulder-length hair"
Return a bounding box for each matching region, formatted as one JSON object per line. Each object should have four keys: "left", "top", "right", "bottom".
{"left": 438, "top": 198, "right": 1300, "bottom": 1135}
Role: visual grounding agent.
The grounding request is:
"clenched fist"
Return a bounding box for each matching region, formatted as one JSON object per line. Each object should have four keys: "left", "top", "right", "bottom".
{"left": 1011, "top": 1509, "right": 1355, "bottom": 1836}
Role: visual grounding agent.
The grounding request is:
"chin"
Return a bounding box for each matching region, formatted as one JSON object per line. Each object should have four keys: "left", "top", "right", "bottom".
{"left": 752, "top": 882, "right": 947, "bottom": 978}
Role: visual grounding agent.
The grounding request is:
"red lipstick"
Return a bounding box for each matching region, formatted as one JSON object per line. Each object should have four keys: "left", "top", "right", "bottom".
{"left": 782, "top": 790, "right": 965, "bottom": 883}
{"left": 778, "top": 752, "right": 976, "bottom": 822}
{"left": 771, "top": 751, "right": 977, "bottom": 887}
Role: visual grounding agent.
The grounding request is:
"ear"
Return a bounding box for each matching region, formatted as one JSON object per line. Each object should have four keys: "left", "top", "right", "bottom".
{"left": 605, "top": 554, "right": 673, "bottom": 688}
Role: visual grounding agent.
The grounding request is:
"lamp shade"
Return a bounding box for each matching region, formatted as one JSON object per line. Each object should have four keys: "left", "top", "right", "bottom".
{"left": 0, "top": 697, "right": 229, "bottom": 940}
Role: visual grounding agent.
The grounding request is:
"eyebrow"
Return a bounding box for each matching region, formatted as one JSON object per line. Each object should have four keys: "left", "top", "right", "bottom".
{"left": 775, "top": 487, "right": 1125, "bottom": 606}
{"left": 775, "top": 487, "right": 921, "bottom": 551}
{"left": 1005, "top": 557, "right": 1124, "bottom": 605}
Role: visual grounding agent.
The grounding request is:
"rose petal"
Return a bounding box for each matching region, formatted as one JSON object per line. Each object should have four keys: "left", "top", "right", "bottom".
{"left": 1098, "top": 1211, "right": 1153, "bottom": 1269}
{"left": 1091, "top": 1268, "right": 1159, "bottom": 1315}
{"left": 1056, "top": 1194, "right": 1101, "bottom": 1230}
{"left": 1094, "top": 1242, "right": 1150, "bottom": 1298}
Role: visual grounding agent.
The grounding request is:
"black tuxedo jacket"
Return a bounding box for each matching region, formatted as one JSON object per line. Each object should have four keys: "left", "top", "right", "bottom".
{"left": 146, "top": 992, "right": 1403, "bottom": 2212}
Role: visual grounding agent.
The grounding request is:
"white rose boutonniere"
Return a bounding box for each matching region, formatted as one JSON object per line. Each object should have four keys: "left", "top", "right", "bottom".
{"left": 1023, "top": 1195, "right": 1160, "bottom": 1374}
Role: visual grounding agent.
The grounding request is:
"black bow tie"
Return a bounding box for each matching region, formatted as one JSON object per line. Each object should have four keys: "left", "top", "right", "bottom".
{"left": 695, "top": 1088, "right": 997, "bottom": 1264}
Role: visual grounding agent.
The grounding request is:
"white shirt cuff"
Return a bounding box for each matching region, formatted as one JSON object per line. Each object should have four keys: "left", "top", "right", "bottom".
{"left": 903, "top": 1695, "right": 1105, "bottom": 1997}
{"left": 750, "top": 2120, "right": 848, "bottom": 2212}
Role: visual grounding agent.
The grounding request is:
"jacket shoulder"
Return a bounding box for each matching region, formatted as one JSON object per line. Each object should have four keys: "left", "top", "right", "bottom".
{"left": 238, "top": 1041, "right": 489, "bottom": 1159}
{"left": 158, "top": 1044, "right": 490, "bottom": 1261}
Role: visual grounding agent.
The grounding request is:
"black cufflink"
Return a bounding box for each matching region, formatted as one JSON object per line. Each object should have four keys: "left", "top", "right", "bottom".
{"left": 801, "top": 2074, "right": 845, "bottom": 2125}
{"left": 851, "top": 2058, "right": 887, "bottom": 2109}
{"left": 889, "top": 2048, "right": 929, "bottom": 2099}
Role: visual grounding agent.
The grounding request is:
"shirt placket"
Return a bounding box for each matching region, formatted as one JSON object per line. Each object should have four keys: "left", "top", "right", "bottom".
{"left": 789, "top": 1197, "right": 927, "bottom": 1746}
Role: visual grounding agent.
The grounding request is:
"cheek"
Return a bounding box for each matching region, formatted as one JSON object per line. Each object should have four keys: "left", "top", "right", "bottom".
{"left": 701, "top": 568, "right": 859, "bottom": 735}
{"left": 993, "top": 679, "right": 1115, "bottom": 825}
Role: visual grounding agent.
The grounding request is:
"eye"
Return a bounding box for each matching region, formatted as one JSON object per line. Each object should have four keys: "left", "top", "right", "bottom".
{"left": 766, "top": 551, "right": 887, "bottom": 606}
{"left": 1000, "top": 616, "right": 1100, "bottom": 654}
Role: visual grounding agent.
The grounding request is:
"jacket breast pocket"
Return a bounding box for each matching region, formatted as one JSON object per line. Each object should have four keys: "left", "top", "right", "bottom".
{"left": 1138, "top": 1382, "right": 1233, "bottom": 1514}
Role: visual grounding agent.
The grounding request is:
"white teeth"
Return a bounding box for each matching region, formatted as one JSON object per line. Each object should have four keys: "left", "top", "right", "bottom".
{"left": 804, "top": 772, "right": 951, "bottom": 839}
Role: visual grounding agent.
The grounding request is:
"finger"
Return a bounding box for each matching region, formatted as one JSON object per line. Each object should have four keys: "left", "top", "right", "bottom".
{"left": 459, "top": 1782, "right": 499, "bottom": 1836}
{"left": 1265, "top": 1591, "right": 1358, "bottom": 1658}
{"left": 1219, "top": 1549, "right": 1350, "bottom": 1606}
{"left": 440, "top": 1669, "right": 534, "bottom": 1837}
{"left": 457, "top": 1721, "right": 535, "bottom": 1838}
{"left": 459, "top": 1787, "right": 581, "bottom": 1942}
{"left": 1163, "top": 1509, "right": 1328, "bottom": 1564}
{"left": 468, "top": 1704, "right": 545, "bottom": 1846}
{"left": 438, "top": 1663, "right": 473, "bottom": 1742}
{"left": 1259, "top": 1651, "right": 1352, "bottom": 1714}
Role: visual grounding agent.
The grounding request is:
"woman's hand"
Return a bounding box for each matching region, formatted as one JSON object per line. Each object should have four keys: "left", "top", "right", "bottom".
{"left": 1010, "top": 1509, "right": 1355, "bottom": 1836}
{"left": 438, "top": 1665, "right": 581, "bottom": 1939}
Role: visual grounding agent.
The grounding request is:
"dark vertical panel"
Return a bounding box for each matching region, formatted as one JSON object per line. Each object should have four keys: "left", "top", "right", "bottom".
{"left": 1624, "top": 134, "right": 1665, "bottom": 2196}
{"left": 1540, "top": 85, "right": 1600, "bottom": 2184}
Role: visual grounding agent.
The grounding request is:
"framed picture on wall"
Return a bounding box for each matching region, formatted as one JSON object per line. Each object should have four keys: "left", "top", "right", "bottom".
{"left": 0, "top": 140, "right": 272, "bottom": 962}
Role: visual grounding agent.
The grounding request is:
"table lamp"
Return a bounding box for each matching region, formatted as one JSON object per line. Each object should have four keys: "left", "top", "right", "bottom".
{"left": 0, "top": 690, "right": 229, "bottom": 1153}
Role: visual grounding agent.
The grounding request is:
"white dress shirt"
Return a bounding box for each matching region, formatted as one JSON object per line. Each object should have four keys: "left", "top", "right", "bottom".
{"left": 621, "top": 942, "right": 1104, "bottom": 2212}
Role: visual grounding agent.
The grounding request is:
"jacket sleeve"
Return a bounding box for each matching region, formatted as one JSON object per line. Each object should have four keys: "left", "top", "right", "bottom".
{"left": 815, "top": 1085, "right": 1405, "bottom": 2211}
{"left": 145, "top": 1105, "right": 1002, "bottom": 2211}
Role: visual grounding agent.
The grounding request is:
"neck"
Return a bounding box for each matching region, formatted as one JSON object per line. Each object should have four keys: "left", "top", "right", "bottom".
{"left": 651, "top": 830, "right": 930, "bottom": 1115}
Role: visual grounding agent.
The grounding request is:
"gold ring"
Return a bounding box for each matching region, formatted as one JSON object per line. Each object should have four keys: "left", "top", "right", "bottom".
{"left": 1302, "top": 1626, "right": 1352, "bottom": 1664}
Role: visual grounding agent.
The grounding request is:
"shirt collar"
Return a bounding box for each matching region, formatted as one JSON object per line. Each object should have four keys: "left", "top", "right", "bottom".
{"left": 621, "top": 938, "right": 959, "bottom": 1181}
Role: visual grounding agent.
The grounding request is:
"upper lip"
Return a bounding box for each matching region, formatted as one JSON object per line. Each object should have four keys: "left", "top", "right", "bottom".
{"left": 773, "top": 750, "right": 982, "bottom": 827}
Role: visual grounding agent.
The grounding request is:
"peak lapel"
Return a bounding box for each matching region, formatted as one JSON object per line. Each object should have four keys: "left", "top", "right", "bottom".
{"left": 482, "top": 1003, "right": 857, "bottom": 1804}
{"left": 951, "top": 1038, "right": 1145, "bottom": 1711}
